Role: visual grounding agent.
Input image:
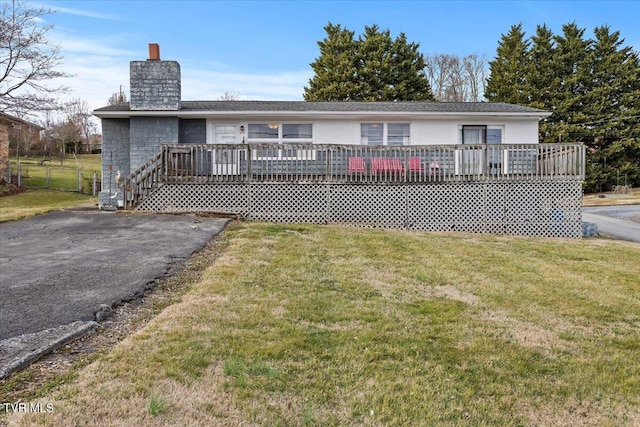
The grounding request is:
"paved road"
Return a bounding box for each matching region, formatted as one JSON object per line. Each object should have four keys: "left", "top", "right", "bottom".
{"left": 0, "top": 210, "right": 227, "bottom": 341}
{"left": 583, "top": 205, "right": 640, "bottom": 243}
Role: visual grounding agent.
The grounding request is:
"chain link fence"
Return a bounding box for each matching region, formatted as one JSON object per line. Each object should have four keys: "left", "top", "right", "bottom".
{"left": 9, "top": 158, "right": 100, "bottom": 195}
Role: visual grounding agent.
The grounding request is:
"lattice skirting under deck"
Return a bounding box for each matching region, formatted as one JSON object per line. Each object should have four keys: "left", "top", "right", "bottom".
{"left": 134, "top": 181, "right": 583, "bottom": 238}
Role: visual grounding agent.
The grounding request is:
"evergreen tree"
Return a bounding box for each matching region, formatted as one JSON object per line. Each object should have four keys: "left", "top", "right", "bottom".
{"left": 304, "top": 23, "right": 434, "bottom": 101}
{"left": 584, "top": 26, "right": 640, "bottom": 191}
{"left": 388, "top": 32, "right": 434, "bottom": 101}
{"left": 355, "top": 25, "right": 395, "bottom": 101}
{"left": 486, "top": 21, "right": 640, "bottom": 191}
{"left": 485, "top": 24, "right": 530, "bottom": 105}
{"left": 304, "top": 23, "right": 359, "bottom": 101}
{"left": 528, "top": 25, "right": 556, "bottom": 142}
{"left": 547, "top": 23, "right": 592, "bottom": 143}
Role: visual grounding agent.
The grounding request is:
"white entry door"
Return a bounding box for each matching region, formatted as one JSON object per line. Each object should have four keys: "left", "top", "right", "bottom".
{"left": 210, "top": 124, "right": 239, "bottom": 175}
{"left": 460, "top": 125, "right": 485, "bottom": 175}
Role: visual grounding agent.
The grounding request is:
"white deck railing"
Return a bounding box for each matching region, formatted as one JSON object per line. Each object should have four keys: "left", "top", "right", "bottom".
{"left": 160, "top": 143, "right": 585, "bottom": 184}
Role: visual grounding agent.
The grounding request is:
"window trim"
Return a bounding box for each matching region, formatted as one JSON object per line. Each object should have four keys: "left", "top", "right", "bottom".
{"left": 282, "top": 123, "right": 313, "bottom": 140}
{"left": 247, "top": 122, "right": 314, "bottom": 160}
{"left": 247, "top": 123, "right": 280, "bottom": 141}
{"left": 246, "top": 122, "right": 314, "bottom": 143}
{"left": 361, "top": 122, "right": 410, "bottom": 146}
{"left": 459, "top": 125, "right": 504, "bottom": 145}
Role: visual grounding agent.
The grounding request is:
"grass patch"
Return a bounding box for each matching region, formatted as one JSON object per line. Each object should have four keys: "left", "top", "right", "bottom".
{"left": 223, "top": 356, "right": 286, "bottom": 389}
{"left": 10, "top": 154, "right": 101, "bottom": 192}
{"left": 583, "top": 187, "right": 640, "bottom": 206}
{"left": 148, "top": 395, "right": 166, "bottom": 417}
{"left": 0, "top": 189, "right": 96, "bottom": 222}
{"left": 4, "top": 223, "right": 640, "bottom": 426}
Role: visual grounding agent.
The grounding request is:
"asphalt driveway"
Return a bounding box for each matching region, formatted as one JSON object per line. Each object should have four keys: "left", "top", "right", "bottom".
{"left": 0, "top": 209, "right": 227, "bottom": 377}
{"left": 583, "top": 205, "right": 640, "bottom": 243}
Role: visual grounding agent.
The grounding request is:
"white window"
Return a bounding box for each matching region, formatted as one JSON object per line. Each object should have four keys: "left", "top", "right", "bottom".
{"left": 361, "top": 123, "right": 384, "bottom": 145}
{"left": 458, "top": 125, "right": 505, "bottom": 175}
{"left": 361, "top": 123, "right": 410, "bottom": 146}
{"left": 247, "top": 123, "right": 313, "bottom": 142}
{"left": 388, "top": 123, "right": 410, "bottom": 146}
{"left": 283, "top": 123, "right": 312, "bottom": 140}
{"left": 248, "top": 123, "right": 279, "bottom": 140}
{"left": 460, "top": 125, "right": 503, "bottom": 144}
{"left": 247, "top": 123, "right": 314, "bottom": 159}
{"left": 487, "top": 127, "right": 503, "bottom": 145}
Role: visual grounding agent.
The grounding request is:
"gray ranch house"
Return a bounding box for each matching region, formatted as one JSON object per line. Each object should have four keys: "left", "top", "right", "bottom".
{"left": 93, "top": 45, "right": 585, "bottom": 238}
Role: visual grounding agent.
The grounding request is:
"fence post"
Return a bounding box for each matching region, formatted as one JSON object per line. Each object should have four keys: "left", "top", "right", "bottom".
{"left": 92, "top": 172, "right": 97, "bottom": 196}
{"left": 17, "top": 161, "right": 21, "bottom": 186}
{"left": 78, "top": 169, "right": 82, "bottom": 193}
{"left": 46, "top": 167, "right": 51, "bottom": 189}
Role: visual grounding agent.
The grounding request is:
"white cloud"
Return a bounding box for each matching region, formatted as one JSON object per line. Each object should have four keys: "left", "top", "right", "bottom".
{"left": 45, "top": 30, "right": 136, "bottom": 115}
{"left": 48, "top": 30, "right": 312, "bottom": 112}
{"left": 34, "top": 21, "right": 313, "bottom": 131}
{"left": 56, "top": 37, "right": 137, "bottom": 58}
{"left": 182, "top": 69, "right": 313, "bottom": 101}
{"left": 38, "top": 2, "right": 120, "bottom": 20}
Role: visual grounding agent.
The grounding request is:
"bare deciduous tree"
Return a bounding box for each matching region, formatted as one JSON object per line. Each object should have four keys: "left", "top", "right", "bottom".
{"left": 38, "top": 111, "right": 56, "bottom": 159}
{"left": 7, "top": 122, "right": 38, "bottom": 156}
{"left": 64, "top": 98, "right": 95, "bottom": 154}
{"left": 463, "top": 54, "right": 488, "bottom": 102}
{"left": 423, "top": 54, "right": 451, "bottom": 101}
{"left": 219, "top": 91, "right": 240, "bottom": 101}
{"left": 0, "top": 0, "right": 69, "bottom": 114}
{"left": 425, "top": 53, "right": 488, "bottom": 102}
{"left": 108, "top": 86, "right": 127, "bottom": 105}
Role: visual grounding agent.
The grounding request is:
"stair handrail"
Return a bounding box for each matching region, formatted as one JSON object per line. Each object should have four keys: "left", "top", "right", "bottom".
{"left": 123, "top": 152, "right": 163, "bottom": 209}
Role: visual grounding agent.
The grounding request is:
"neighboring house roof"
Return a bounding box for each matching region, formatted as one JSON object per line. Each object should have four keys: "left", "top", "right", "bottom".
{"left": 0, "top": 112, "right": 44, "bottom": 130}
{"left": 93, "top": 101, "right": 551, "bottom": 120}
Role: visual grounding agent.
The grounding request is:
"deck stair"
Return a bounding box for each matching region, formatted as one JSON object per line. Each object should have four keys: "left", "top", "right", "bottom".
{"left": 123, "top": 152, "right": 163, "bottom": 209}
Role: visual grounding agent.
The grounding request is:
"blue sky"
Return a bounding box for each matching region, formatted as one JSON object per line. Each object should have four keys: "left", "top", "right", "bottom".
{"left": 36, "top": 0, "right": 640, "bottom": 113}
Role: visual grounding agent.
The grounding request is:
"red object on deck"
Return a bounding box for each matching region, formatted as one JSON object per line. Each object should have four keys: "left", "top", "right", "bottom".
{"left": 348, "top": 157, "right": 367, "bottom": 173}
{"left": 371, "top": 158, "right": 404, "bottom": 173}
{"left": 408, "top": 157, "right": 424, "bottom": 172}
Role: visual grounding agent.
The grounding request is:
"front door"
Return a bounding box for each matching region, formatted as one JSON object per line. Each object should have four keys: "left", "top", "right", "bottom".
{"left": 486, "top": 127, "right": 503, "bottom": 175}
{"left": 460, "top": 125, "right": 485, "bottom": 175}
{"left": 210, "top": 124, "right": 239, "bottom": 175}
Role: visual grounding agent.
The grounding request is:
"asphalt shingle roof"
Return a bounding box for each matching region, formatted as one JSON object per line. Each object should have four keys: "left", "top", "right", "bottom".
{"left": 93, "top": 100, "right": 548, "bottom": 114}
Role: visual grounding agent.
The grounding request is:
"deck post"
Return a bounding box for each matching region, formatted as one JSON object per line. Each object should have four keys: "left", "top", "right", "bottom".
{"left": 482, "top": 145, "right": 488, "bottom": 178}
{"left": 247, "top": 144, "right": 252, "bottom": 182}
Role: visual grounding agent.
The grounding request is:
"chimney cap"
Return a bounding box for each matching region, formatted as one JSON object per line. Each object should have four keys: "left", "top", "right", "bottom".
{"left": 148, "top": 43, "right": 160, "bottom": 60}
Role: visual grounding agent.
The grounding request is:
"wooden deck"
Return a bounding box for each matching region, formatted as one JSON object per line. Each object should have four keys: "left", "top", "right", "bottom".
{"left": 124, "top": 143, "right": 585, "bottom": 209}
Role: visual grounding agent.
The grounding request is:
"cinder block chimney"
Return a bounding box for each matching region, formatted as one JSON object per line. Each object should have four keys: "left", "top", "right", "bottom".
{"left": 129, "top": 44, "right": 181, "bottom": 111}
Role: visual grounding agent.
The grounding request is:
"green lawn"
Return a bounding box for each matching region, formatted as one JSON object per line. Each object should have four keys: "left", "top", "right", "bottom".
{"left": 4, "top": 223, "right": 640, "bottom": 426}
{"left": 583, "top": 187, "right": 640, "bottom": 206}
{"left": 0, "top": 189, "right": 96, "bottom": 222}
{"left": 10, "top": 154, "right": 101, "bottom": 192}
{"left": 1, "top": 154, "right": 100, "bottom": 221}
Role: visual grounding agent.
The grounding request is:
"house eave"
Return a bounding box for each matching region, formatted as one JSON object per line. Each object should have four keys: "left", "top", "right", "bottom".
{"left": 92, "top": 109, "right": 552, "bottom": 121}
{"left": 0, "top": 112, "right": 45, "bottom": 130}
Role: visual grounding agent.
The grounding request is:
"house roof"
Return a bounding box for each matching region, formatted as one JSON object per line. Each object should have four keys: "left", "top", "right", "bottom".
{"left": 93, "top": 100, "right": 551, "bottom": 120}
{"left": 0, "top": 112, "right": 44, "bottom": 130}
